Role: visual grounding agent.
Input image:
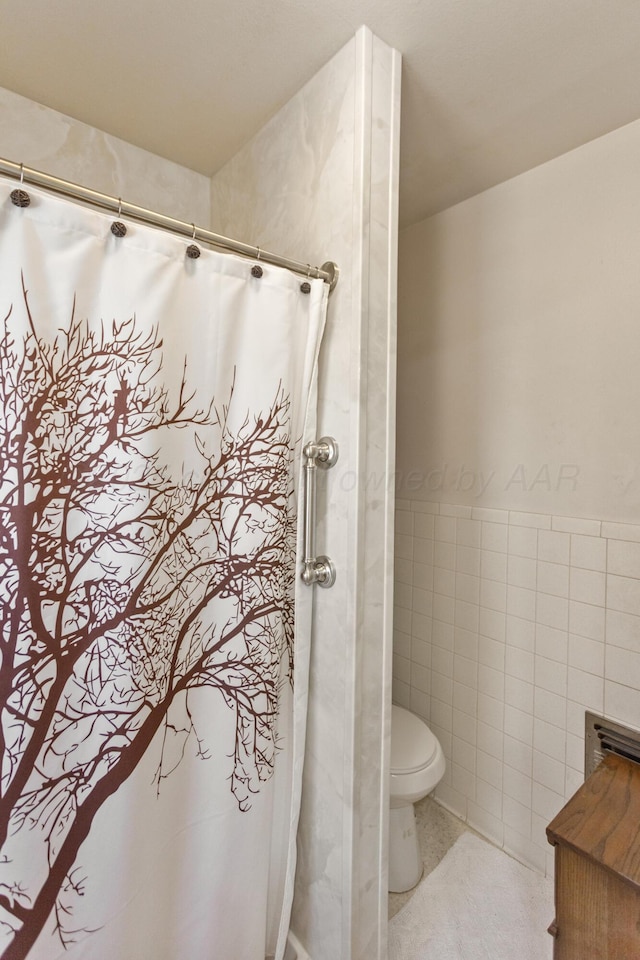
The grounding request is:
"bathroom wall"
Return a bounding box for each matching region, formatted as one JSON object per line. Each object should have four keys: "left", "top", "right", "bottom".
{"left": 394, "top": 116, "right": 640, "bottom": 876}
{"left": 0, "top": 85, "right": 210, "bottom": 223}
{"left": 211, "top": 27, "right": 400, "bottom": 960}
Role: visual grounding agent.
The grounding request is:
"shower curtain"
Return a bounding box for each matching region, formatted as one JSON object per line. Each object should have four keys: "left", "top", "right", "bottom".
{"left": 0, "top": 178, "right": 327, "bottom": 960}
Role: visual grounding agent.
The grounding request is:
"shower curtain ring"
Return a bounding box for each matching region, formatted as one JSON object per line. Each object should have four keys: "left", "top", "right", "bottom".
{"left": 251, "top": 246, "right": 263, "bottom": 279}
{"left": 10, "top": 164, "right": 31, "bottom": 208}
{"left": 300, "top": 264, "right": 312, "bottom": 295}
{"left": 111, "top": 198, "right": 127, "bottom": 237}
{"left": 186, "top": 224, "right": 201, "bottom": 259}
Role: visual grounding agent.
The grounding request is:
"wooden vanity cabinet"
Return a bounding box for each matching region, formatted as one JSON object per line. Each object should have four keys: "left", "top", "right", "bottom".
{"left": 546, "top": 754, "right": 640, "bottom": 960}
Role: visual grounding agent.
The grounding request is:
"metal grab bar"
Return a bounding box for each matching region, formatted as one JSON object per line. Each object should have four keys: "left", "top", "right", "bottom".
{"left": 301, "top": 437, "right": 338, "bottom": 587}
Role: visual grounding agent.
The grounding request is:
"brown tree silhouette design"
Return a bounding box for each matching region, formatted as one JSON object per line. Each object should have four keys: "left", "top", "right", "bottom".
{"left": 0, "top": 277, "right": 296, "bottom": 958}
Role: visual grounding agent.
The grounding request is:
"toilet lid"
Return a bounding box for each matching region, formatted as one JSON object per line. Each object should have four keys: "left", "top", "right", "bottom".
{"left": 391, "top": 705, "right": 439, "bottom": 774}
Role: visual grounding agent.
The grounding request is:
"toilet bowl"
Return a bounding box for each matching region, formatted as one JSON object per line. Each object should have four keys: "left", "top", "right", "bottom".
{"left": 389, "top": 704, "right": 446, "bottom": 893}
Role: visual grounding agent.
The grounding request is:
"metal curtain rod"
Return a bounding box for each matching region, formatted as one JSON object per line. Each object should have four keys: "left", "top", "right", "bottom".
{"left": 0, "top": 157, "right": 339, "bottom": 291}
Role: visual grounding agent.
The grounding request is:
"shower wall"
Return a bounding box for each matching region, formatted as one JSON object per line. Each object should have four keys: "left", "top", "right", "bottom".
{"left": 395, "top": 115, "right": 640, "bottom": 876}
{"left": 211, "top": 26, "right": 400, "bottom": 960}
{"left": 0, "top": 85, "right": 210, "bottom": 222}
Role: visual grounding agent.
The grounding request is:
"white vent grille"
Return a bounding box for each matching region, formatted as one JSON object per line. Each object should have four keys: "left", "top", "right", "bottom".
{"left": 585, "top": 711, "right": 640, "bottom": 778}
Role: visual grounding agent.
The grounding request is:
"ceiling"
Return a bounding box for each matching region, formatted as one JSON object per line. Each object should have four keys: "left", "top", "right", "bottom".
{"left": 2, "top": 0, "right": 640, "bottom": 227}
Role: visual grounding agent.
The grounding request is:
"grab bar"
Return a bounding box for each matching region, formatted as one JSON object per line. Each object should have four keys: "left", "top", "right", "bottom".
{"left": 301, "top": 436, "right": 338, "bottom": 587}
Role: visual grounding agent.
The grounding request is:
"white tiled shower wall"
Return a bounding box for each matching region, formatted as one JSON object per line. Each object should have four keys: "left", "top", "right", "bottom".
{"left": 393, "top": 499, "right": 640, "bottom": 877}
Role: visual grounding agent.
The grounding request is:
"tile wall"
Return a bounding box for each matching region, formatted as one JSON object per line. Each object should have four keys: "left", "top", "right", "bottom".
{"left": 393, "top": 499, "right": 640, "bottom": 876}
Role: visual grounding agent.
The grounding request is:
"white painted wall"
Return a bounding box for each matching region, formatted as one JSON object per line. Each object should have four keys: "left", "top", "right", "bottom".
{"left": 394, "top": 117, "right": 640, "bottom": 877}
{"left": 397, "top": 116, "right": 640, "bottom": 523}
{"left": 211, "top": 27, "right": 400, "bottom": 960}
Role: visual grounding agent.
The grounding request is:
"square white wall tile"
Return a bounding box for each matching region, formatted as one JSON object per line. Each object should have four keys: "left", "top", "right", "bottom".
{"left": 392, "top": 679, "right": 410, "bottom": 708}
{"left": 453, "top": 708, "right": 477, "bottom": 744}
{"left": 502, "top": 795, "right": 532, "bottom": 836}
{"left": 410, "top": 688, "right": 430, "bottom": 720}
{"left": 534, "top": 687, "right": 567, "bottom": 730}
{"left": 568, "top": 634, "right": 604, "bottom": 676}
{"left": 455, "top": 599, "right": 479, "bottom": 632}
{"left": 605, "top": 609, "right": 640, "bottom": 653}
{"left": 394, "top": 532, "right": 414, "bottom": 560}
{"left": 453, "top": 681, "right": 478, "bottom": 717}
{"left": 457, "top": 545, "right": 481, "bottom": 576}
{"left": 434, "top": 567, "right": 455, "bottom": 597}
{"left": 412, "top": 611, "right": 432, "bottom": 642}
{"left": 478, "top": 634, "right": 505, "bottom": 669}
{"left": 504, "top": 703, "right": 534, "bottom": 745}
{"left": 505, "top": 676, "right": 534, "bottom": 714}
{"left": 536, "top": 592, "right": 568, "bottom": 630}
{"left": 507, "top": 586, "right": 537, "bottom": 621}
{"left": 481, "top": 550, "right": 508, "bottom": 582}
{"left": 571, "top": 534, "right": 606, "bottom": 571}
{"left": 535, "top": 623, "right": 568, "bottom": 663}
{"left": 504, "top": 734, "right": 533, "bottom": 777}
{"left": 432, "top": 619, "right": 454, "bottom": 649}
{"left": 456, "top": 572, "right": 480, "bottom": 604}
{"left": 480, "top": 577, "right": 508, "bottom": 612}
{"left": 608, "top": 539, "right": 640, "bottom": 578}
{"left": 569, "top": 600, "right": 605, "bottom": 641}
{"left": 508, "top": 526, "right": 538, "bottom": 558}
{"left": 569, "top": 567, "right": 606, "bottom": 606}
{"left": 469, "top": 800, "right": 504, "bottom": 848}
{"left": 395, "top": 509, "right": 414, "bottom": 536}
{"left": 538, "top": 530, "right": 571, "bottom": 564}
{"left": 413, "top": 560, "right": 433, "bottom": 590}
{"left": 477, "top": 721, "right": 504, "bottom": 759}
{"left": 605, "top": 645, "right": 640, "bottom": 688}
{"left": 454, "top": 627, "right": 479, "bottom": 660}
{"left": 607, "top": 574, "right": 640, "bottom": 616}
{"left": 535, "top": 655, "right": 567, "bottom": 697}
{"left": 435, "top": 515, "right": 456, "bottom": 542}
{"left": 456, "top": 518, "right": 482, "bottom": 547}
{"left": 533, "top": 750, "right": 566, "bottom": 795}
{"left": 534, "top": 717, "right": 566, "bottom": 764}
{"left": 414, "top": 512, "right": 435, "bottom": 538}
{"left": 393, "top": 631, "right": 411, "bottom": 659}
{"left": 414, "top": 538, "right": 434, "bottom": 565}
{"left": 479, "top": 607, "right": 507, "bottom": 642}
{"left": 537, "top": 561, "right": 569, "bottom": 598}
{"left": 394, "top": 604, "right": 412, "bottom": 634}
{"left": 508, "top": 555, "right": 537, "bottom": 589}
{"left": 434, "top": 540, "right": 456, "bottom": 570}
{"left": 507, "top": 615, "right": 536, "bottom": 651}
{"left": 482, "top": 521, "right": 509, "bottom": 553}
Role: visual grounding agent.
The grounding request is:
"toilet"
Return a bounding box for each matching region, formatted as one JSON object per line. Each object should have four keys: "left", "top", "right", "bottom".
{"left": 389, "top": 704, "right": 446, "bottom": 893}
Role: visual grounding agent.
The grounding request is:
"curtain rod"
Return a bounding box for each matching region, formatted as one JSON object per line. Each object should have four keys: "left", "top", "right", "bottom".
{"left": 0, "top": 157, "right": 338, "bottom": 292}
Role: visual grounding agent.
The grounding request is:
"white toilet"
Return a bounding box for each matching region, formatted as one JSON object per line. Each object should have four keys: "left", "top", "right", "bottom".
{"left": 389, "top": 704, "right": 446, "bottom": 893}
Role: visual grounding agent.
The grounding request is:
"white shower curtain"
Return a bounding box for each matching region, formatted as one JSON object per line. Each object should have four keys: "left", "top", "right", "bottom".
{"left": 0, "top": 178, "right": 327, "bottom": 960}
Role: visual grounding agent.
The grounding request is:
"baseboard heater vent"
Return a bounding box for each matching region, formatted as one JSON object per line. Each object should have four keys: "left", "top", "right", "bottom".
{"left": 585, "top": 711, "right": 640, "bottom": 779}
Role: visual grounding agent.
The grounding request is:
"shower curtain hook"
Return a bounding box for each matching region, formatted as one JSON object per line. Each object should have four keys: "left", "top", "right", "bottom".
{"left": 186, "top": 224, "right": 201, "bottom": 259}
{"left": 111, "top": 198, "right": 127, "bottom": 237}
{"left": 251, "top": 246, "right": 263, "bottom": 279}
{"left": 300, "top": 264, "right": 312, "bottom": 295}
{"left": 10, "top": 164, "right": 31, "bottom": 208}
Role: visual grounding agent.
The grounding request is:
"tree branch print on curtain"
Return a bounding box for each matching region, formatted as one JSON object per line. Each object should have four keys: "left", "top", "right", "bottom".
{"left": 0, "top": 277, "right": 296, "bottom": 959}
